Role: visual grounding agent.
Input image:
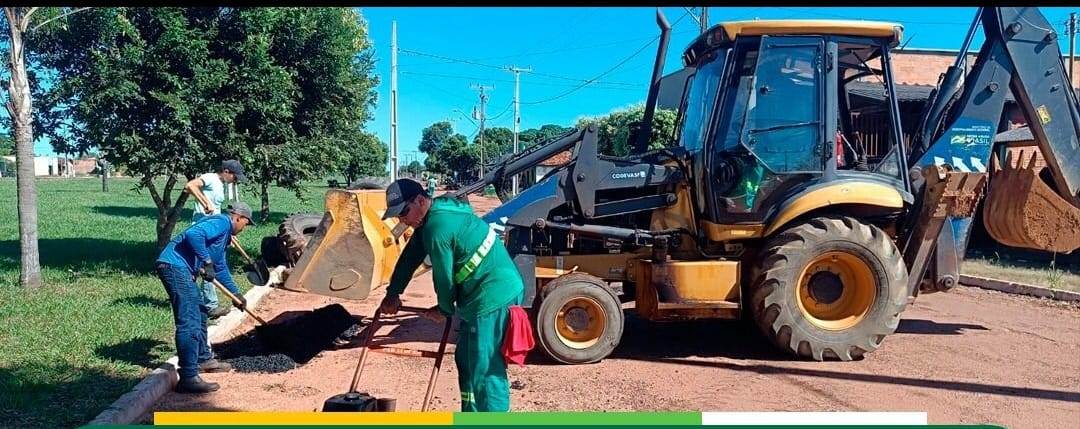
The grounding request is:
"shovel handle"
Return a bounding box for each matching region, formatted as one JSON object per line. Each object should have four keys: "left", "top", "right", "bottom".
{"left": 348, "top": 311, "right": 382, "bottom": 393}
{"left": 209, "top": 278, "right": 267, "bottom": 325}
{"left": 421, "top": 317, "right": 453, "bottom": 412}
{"left": 230, "top": 236, "right": 255, "bottom": 264}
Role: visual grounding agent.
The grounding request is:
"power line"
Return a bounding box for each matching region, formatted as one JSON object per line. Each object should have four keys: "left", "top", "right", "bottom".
{"left": 400, "top": 47, "right": 644, "bottom": 88}
{"left": 398, "top": 29, "right": 700, "bottom": 70}
{"left": 400, "top": 70, "right": 644, "bottom": 91}
{"left": 487, "top": 101, "right": 514, "bottom": 122}
{"left": 773, "top": 7, "right": 972, "bottom": 26}
{"left": 408, "top": 77, "right": 476, "bottom": 103}
{"left": 399, "top": 48, "right": 506, "bottom": 71}
{"left": 527, "top": 69, "right": 641, "bottom": 87}
{"left": 521, "top": 9, "right": 694, "bottom": 106}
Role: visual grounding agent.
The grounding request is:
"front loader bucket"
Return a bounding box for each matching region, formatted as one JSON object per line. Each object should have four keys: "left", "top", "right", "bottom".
{"left": 278, "top": 189, "right": 410, "bottom": 301}
{"left": 983, "top": 148, "right": 1080, "bottom": 253}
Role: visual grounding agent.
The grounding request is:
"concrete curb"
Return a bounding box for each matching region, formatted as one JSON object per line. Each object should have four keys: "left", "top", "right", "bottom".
{"left": 959, "top": 274, "right": 1080, "bottom": 302}
{"left": 88, "top": 285, "right": 276, "bottom": 425}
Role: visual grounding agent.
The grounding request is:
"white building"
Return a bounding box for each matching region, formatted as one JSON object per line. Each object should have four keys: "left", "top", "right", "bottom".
{"left": 0, "top": 155, "right": 66, "bottom": 177}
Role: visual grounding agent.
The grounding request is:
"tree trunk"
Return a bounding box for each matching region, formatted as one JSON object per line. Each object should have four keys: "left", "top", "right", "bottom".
{"left": 147, "top": 175, "right": 190, "bottom": 252}
{"left": 5, "top": 8, "right": 42, "bottom": 288}
{"left": 156, "top": 214, "right": 178, "bottom": 251}
{"left": 260, "top": 182, "right": 270, "bottom": 223}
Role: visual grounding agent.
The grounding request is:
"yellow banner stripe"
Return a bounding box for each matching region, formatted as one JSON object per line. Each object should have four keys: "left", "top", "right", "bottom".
{"left": 153, "top": 411, "right": 453, "bottom": 425}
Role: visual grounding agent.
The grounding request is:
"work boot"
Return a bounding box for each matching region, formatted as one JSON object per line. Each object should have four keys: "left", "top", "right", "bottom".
{"left": 198, "top": 359, "right": 233, "bottom": 373}
{"left": 175, "top": 375, "right": 220, "bottom": 394}
{"left": 208, "top": 306, "right": 231, "bottom": 319}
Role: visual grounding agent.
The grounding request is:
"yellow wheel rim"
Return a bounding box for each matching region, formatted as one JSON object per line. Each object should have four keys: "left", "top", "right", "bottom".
{"left": 795, "top": 251, "right": 877, "bottom": 331}
{"left": 554, "top": 297, "right": 607, "bottom": 349}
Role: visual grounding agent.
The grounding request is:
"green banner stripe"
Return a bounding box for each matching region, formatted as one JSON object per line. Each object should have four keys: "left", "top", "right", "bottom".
{"left": 453, "top": 411, "right": 702, "bottom": 425}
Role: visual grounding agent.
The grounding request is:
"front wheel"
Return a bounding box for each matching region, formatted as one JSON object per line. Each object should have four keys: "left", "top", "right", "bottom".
{"left": 534, "top": 273, "right": 624, "bottom": 364}
{"left": 750, "top": 216, "right": 909, "bottom": 361}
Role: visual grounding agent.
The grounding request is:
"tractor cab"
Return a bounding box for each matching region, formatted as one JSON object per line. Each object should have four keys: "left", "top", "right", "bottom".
{"left": 669, "top": 20, "right": 913, "bottom": 231}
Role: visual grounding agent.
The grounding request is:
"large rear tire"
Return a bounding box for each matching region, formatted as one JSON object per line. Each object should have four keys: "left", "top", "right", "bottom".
{"left": 348, "top": 177, "right": 389, "bottom": 190}
{"left": 278, "top": 213, "right": 323, "bottom": 263}
{"left": 535, "top": 273, "right": 624, "bottom": 364}
{"left": 750, "top": 216, "right": 908, "bottom": 361}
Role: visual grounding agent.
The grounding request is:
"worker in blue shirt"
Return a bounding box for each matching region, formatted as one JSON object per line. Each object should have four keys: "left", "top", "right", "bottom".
{"left": 155, "top": 202, "right": 256, "bottom": 393}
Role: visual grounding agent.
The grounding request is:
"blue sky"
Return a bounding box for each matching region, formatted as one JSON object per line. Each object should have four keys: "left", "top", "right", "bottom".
{"left": 359, "top": 6, "right": 1076, "bottom": 168}
{"left": 12, "top": 7, "right": 1078, "bottom": 164}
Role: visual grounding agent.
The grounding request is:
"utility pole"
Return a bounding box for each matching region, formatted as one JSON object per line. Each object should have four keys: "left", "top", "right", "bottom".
{"left": 507, "top": 65, "right": 531, "bottom": 196}
{"left": 470, "top": 84, "right": 493, "bottom": 179}
{"left": 683, "top": 7, "right": 709, "bottom": 34}
{"left": 1069, "top": 12, "right": 1076, "bottom": 83}
{"left": 390, "top": 20, "right": 399, "bottom": 182}
{"left": 700, "top": 7, "right": 709, "bottom": 34}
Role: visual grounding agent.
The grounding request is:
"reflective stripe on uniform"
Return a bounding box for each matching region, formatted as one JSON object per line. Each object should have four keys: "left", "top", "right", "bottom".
{"left": 453, "top": 226, "right": 498, "bottom": 284}
{"left": 461, "top": 391, "right": 476, "bottom": 403}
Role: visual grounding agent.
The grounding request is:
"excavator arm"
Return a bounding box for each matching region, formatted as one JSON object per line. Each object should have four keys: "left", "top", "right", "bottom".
{"left": 906, "top": 7, "right": 1080, "bottom": 292}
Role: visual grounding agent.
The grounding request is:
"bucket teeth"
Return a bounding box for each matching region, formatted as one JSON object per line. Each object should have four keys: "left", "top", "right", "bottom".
{"left": 983, "top": 147, "right": 1080, "bottom": 253}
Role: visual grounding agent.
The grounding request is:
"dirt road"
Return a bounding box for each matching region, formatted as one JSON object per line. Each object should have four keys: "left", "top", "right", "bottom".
{"left": 153, "top": 197, "right": 1080, "bottom": 428}
{"left": 154, "top": 277, "right": 1079, "bottom": 427}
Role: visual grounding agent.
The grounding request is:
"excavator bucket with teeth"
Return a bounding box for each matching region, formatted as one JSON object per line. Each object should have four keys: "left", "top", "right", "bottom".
{"left": 983, "top": 147, "right": 1080, "bottom": 253}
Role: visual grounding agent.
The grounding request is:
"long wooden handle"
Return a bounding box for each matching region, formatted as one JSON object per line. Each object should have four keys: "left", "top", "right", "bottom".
{"left": 348, "top": 311, "right": 382, "bottom": 393}
{"left": 421, "top": 318, "right": 454, "bottom": 412}
{"left": 230, "top": 236, "right": 255, "bottom": 264}
{"left": 209, "top": 278, "right": 267, "bottom": 325}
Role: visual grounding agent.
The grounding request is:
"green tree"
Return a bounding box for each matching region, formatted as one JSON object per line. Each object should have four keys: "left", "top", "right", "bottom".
{"left": 576, "top": 104, "right": 677, "bottom": 156}
{"left": 418, "top": 121, "right": 455, "bottom": 173}
{"left": 31, "top": 8, "right": 238, "bottom": 249}
{"left": 473, "top": 126, "right": 513, "bottom": 166}
{"left": 400, "top": 160, "right": 423, "bottom": 177}
{"left": 519, "top": 124, "right": 572, "bottom": 149}
{"left": 341, "top": 131, "right": 388, "bottom": 184}
{"left": 215, "top": 8, "right": 379, "bottom": 221}
{"left": 0, "top": 131, "right": 13, "bottom": 155}
{"left": 1, "top": 7, "right": 79, "bottom": 288}
{"left": 439, "top": 133, "right": 478, "bottom": 181}
{"left": 32, "top": 7, "right": 380, "bottom": 241}
{"left": 418, "top": 121, "right": 479, "bottom": 178}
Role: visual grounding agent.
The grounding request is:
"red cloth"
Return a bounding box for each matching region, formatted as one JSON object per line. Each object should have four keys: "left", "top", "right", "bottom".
{"left": 501, "top": 305, "right": 534, "bottom": 367}
{"left": 836, "top": 131, "right": 846, "bottom": 167}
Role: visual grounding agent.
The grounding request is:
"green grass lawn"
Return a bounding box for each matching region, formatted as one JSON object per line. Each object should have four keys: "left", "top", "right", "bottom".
{"left": 962, "top": 249, "right": 1080, "bottom": 292}
{"left": 0, "top": 177, "right": 327, "bottom": 428}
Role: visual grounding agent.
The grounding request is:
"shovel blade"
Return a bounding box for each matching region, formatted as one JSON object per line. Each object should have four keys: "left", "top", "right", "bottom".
{"left": 245, "top": 260, "right": 271, "bottom": 286}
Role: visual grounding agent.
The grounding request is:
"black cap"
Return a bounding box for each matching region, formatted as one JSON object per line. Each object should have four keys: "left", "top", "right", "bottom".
{"left": 227, "top": 201, "right": 257, "bottom": 226}
{"left": 382, "top": 179, "right": 426, "bottom": 220}
{"left": 221, "top": 159, "right": 246, "bottom": 183}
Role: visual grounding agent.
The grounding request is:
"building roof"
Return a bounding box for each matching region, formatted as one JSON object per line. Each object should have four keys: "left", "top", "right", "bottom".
{"left": 995, "top": 127, "right": 1033, "bottom": 143}
{"left": 719, "top": 20, "right": 903, "bottom": 45}
{"left": 848, "top": 81, "right": 934, "bottom": 102}
{"left": 540, "top": 150, "right": 572, "bottom": 167}
{"left": 846, "top": 81, "right": 1020, "bottom": 103}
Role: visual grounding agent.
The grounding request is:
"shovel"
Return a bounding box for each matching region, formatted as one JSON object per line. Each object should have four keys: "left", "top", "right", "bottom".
{"left": 323, "top": 310, "right": 389, "bottom": 412}
{"left": 209, "top": 277, "right": 267, "bottom": 325}
{"left": 323, "top": 306, "right": 454, "bottom": 412}
{"left": 231, "top": 236, "right": 269, "bottom": 286}
{"left": 422, "top": 316, "right": 453, "bottom": 412}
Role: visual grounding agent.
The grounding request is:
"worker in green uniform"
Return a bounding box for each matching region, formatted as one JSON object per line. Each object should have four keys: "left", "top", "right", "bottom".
{"left": 378, "top": 178, "right": 524, "bottom": 412}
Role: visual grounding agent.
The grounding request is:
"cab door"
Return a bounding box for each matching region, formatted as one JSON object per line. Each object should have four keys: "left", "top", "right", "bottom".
{"left": 705, "top": 36, "right": 829, "bottom": 223}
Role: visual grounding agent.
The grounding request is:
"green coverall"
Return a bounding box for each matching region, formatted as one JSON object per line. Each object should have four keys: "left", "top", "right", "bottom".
{"left": 386, "top": 196, "right": 525, "bottom": 412}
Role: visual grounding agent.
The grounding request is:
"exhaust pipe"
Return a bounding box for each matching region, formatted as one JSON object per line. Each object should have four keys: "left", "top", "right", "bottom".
{"left": 631, "top": 8, "right": 672, "bottom": 155}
